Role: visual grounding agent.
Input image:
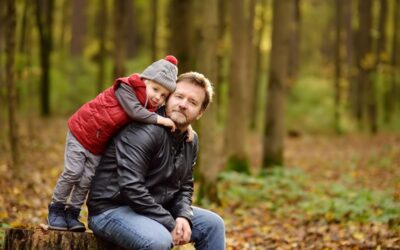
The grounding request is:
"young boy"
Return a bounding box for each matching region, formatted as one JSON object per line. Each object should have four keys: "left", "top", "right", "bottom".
{"left": 48, "top": 56, "right": 180, "bottom": 232}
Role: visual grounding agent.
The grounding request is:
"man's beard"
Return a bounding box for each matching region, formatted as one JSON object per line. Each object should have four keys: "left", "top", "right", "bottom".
{"left": 168, "top": 110, "right": 188, "bottom": 127}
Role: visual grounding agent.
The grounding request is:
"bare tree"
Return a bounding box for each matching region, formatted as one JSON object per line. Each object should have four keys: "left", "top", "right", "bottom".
{"left": 334, "top": 0, "right": 343, "bottom": 132}
{"left": 387, "top": 0, "right": 400, "bottom": 121}
{"left": 5, "top": 0, "right": 21, "bottom": 176}
{"left": 245, "top": 0, "right": 257, "bottom": 130}
{"left": 168, "top": 0, "right": 194, "bottom": 73}
{"left": 250, "top": 0, "right": 269, "bottom": 131}
{"left": 71, "top": 0, "right": 87, "bottom": 56}
{"left": 216, "top": 0, "right": 228, "bottom": 121}
{"left": 356, "top": 0, "right": 376, "bottom": 132}
{"left": 113, "top": 0, "right": 128, "bottom": 77}
{"left": 96, "top": 0, "right": 108, "bottom": 93}
{"left": 124, "top": 0, "right": 138, "bottom": 58}
{"left": 197, "top": 0, "right": 223, "bottom": 203}
{"left": 288, "top": 0, "right": 301, "bottom": 83}
{"left": 0, "top": 0, "right": 5, "bottom": 128}
{"left": 150, "top": 0, "right": 158, "bottom": 61}
{"left": 262, "top": 0, "right": 295, "bottom": 168}
{"left": 375, "top": 0, "right": 389, "bottom": 124}
{"left": 226, "top": 0, "right": 251, "bottom": 172}
{"left": 35, "top": 0, "right": 54, "bottom": 116}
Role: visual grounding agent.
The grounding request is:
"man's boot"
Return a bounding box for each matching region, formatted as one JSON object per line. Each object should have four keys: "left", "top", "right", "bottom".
{"left": 65, "top": 206, "right": 86, "bottom": 232}
{"left": 48, "top": 203, "right": 68, "bottom": 230}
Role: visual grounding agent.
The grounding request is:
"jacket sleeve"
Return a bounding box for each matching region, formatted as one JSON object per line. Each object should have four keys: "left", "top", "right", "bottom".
{"left": 169, "top": 134, "right": 198, "bottom": 225}
{"left": 114, "top": 83, "right": 158, "bottom": 124}
{"left": 115, "top": 124, "right": 176, "bottom": 231}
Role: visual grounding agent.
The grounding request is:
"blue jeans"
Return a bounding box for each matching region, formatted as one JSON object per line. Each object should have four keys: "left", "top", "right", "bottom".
{"left": 88, "top": 206, "right": 225, "bottom": 250}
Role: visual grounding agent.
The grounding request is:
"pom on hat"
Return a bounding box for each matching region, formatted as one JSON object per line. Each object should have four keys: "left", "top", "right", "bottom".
{"left": 165, "top": 55, "right": 178, "bottom": 66}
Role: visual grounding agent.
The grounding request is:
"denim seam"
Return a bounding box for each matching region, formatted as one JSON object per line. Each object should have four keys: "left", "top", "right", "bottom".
{"left": 194, "top": 223, "right": 209, "bottom": 250}
{"left": 101, "top": 215, "right": 152, "bottom": 250}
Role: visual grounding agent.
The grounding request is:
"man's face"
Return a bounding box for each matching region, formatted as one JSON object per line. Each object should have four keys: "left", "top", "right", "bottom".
{"left": 166, "top": 80, "right": 205, "bottom": 129}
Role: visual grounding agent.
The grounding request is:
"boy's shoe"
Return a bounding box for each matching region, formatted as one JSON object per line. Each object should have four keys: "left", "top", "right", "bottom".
{"left": 48, "top": 203, "right": 68, "bottom": 230}
{"left": 65, "top": 207, "right": 86, "bottom": 232}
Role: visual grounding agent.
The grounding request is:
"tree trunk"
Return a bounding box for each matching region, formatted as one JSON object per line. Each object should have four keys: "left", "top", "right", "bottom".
{"left": 113, "top": 0, "right": 127, "bottom": 77}
{"left": 376, "top": 0, "right": 389, "bottom": 123}
{"left": 250, "top": 0, "right": 268, "bottom": 131}
{"left": 96, "top": 0, "right": 107, "bottom": 93}
{"left": 5, "top": 0, "right": 21, "bottom": 176}
{"left": 388, "top": 0, "right": 400, "bottom": 121}
{"left": 216, "top": 0, "right": 228, "bottom": 122}
{"left": 245, "top": 0, "right": 257, "bottom": 131}
{"left": 71, "top": 0, "right": 86, "bottom": 56}
{"left": 35, "top": 0, "right": 54, "bottom": 117}
{"left": 58, "top": 0, "right": 68, "bottom": 52}
{"left": 395, "top": 0, "right": 400, "bottom": 115}
{"left": 196, "top": 0, "right": 223, "bottom": 204}
{"left": 0, "top": 0, "right": 5, "bottom": 139}
{"left": 357, "top": 0, "right": 376, "bottom": 132}
{"left": 124, "top": 0, "right": 138, "bottom": 58}
{"left": 150, "top": 0, "right": 158, "bottom": 61}
{"left": 226, "top": 0, "right": 250, "bottom": 173}
{"left": 334, "top": 0, "right": 343, "bottom": 132}
{"left": 4, "top": 228, "right": 123, "bottom": 250}
{"left": 262, "top": 0, "right": 294, "bottom": 168}
{"left": 344, "top": 0, "right": 358, "bottom": 119}
{"left": 376, "top": 0, "right": 388, "bottom": 61}
{"left": 168, "top": 0, "right": 193, "bottom": 73}
{"left": 288, "top": 0, "right": 301, "bottom": 83}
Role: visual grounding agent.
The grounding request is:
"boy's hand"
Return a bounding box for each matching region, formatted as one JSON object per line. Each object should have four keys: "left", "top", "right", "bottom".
{"left": 157, "top": 116, "right": 176, "bottom": 132}
{"left": 186, "top": 125, "right": 195, "bottom": 142}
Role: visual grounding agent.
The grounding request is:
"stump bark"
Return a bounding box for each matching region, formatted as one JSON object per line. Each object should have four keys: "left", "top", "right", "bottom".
{"left": 4, "top": 227, "right": 124, "bottom": 250}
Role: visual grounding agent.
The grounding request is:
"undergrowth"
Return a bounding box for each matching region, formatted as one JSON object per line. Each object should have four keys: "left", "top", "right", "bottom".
{"left": 218, "top": 167, "right": 400, "bottom": 228}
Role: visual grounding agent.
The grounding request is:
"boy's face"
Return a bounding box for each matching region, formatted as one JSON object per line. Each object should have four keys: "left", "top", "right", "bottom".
{"left": 145, "top": 80, "right": 170, "bottom": 107}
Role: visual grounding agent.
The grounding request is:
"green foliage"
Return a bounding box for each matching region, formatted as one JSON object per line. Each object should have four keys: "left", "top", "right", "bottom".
{"left": 51, "top": 57, "right": 99, "bottom": 115}
{"left": 218, "top": 168, "right": 400, "bottom": 226}
{"left": 0, "top": 223, "right": 10, "bottom": 249}
{"left": 287, "top": 76, "right": 337, "bottom": 134}
{"left": 226, "top": 156, "right": 250, "bottom": 174}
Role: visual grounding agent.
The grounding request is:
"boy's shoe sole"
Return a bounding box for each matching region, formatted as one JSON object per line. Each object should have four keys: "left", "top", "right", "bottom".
{"left": 47, "top": 225, "right": 68, "bottom": 231}
{"left": 69, "top": 225, "right": 86, "bottom": 232}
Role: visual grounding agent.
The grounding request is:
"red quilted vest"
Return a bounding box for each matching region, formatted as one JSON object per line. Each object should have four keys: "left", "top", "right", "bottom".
{"left": 68, "top": 74, "right": 156, "bottom": 155}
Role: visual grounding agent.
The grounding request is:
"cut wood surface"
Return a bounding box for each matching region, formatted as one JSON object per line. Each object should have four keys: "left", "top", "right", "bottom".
{"left": 4, "top": 227, "right": 123, "bottom": 250}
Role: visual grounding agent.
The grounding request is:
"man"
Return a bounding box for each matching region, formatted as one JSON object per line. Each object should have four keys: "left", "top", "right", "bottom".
{"left": 87, "top": 72, "right": 225, "bottom": 249}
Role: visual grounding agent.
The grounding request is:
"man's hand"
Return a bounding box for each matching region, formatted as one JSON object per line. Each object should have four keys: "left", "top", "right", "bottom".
{"left": 171, "top": 217, "right": 191, "bottom": 246}
{"left": 157, "top": 115, "right": 176, "bottom": 132}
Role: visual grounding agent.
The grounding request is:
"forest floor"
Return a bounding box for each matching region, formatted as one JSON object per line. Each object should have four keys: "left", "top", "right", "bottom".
{"left": 0, "top": 117, "right": 399, "bottom": 249}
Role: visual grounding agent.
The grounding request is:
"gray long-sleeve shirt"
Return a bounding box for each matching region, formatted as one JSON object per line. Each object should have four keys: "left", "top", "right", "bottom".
{"left": 114, "top": 83, "right": 158, "bottom": 124}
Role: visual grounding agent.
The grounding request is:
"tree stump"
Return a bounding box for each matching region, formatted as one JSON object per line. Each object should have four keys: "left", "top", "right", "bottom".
{"left": 4, "top": 227, "right": 124, "bottom": 250}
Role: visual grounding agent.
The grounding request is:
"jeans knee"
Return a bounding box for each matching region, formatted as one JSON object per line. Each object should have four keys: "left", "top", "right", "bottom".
{"left": 212, "top": 214, "right": 225, "bottom": 232}
{"left": 208, "top": 213, "right": 225, "bottom": 234}
{"left": 147, "top": 239, "right": 173, "bottom": 250}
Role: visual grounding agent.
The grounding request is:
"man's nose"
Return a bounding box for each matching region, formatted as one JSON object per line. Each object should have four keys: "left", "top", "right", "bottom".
{"left": 178, "top": 99, "right": 188, "bottom": 109}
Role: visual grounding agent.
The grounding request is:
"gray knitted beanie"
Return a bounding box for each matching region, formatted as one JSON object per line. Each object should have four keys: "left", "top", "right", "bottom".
{"left": 140, "top": 55, "right": 178, "bottom": 92}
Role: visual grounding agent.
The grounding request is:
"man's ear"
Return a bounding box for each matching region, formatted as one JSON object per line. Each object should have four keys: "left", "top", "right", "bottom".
{"left": 196, "top": 110, "right": 204, "bottom": 120}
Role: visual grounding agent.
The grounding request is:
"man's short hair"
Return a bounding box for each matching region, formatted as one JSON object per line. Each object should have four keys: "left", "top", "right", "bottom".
{"left": 177, "top": 72, "right": 214, "bottom": 111}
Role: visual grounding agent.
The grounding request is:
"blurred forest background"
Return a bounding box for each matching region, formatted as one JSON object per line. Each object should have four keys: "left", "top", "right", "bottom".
{"left": 1, "top": 0, "right": 400, "bottom": 248}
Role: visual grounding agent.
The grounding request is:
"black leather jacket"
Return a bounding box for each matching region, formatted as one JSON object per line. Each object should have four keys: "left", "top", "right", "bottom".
{"left": 87, "top": 113, "right": 198, "bottom": 232}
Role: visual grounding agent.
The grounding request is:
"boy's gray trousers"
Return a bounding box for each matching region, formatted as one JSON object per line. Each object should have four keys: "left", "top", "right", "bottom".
{"left": 51, "top": 130, "right": 101, "bottom": 208}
